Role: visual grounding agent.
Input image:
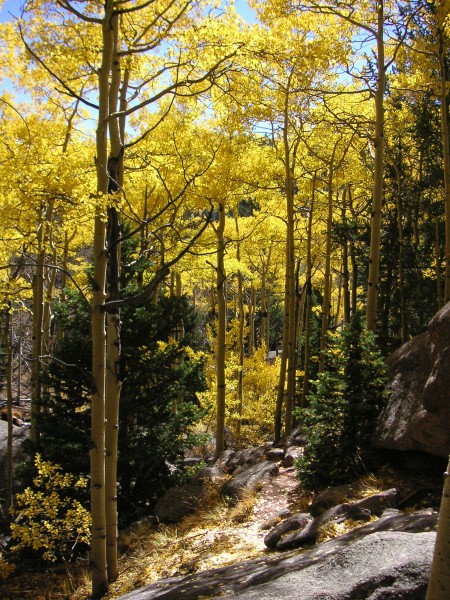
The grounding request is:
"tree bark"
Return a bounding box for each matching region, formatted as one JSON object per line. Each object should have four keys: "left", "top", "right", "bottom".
{"left": 90, "top": 2, "right": 114, "bottom": 595}
{"left": 319, "top": 156, "right": 336, "bottom": 373}
{"left": 215, "top": 202, "right": 227, "bottom": 458}
{"left": 301, "top": 176, "right": 316, "bottom": 407}
{"left": 260, "top": 246, "right": 271, "bottom": 351}
{"left": 1, "top": 306, "right": 13, "bottom": 511}
{"left": 234, "top": 215, "right": 245, "bottom": 448}
{"left": 438, "top": 32, "right": 450, "bottom": 303}
{"left": 31, "top": 222, "right": 44, "bottom": 446}
{"left": 275, "top": 70, "right": 297, "bottom": 441}
{"left": 426, "top": 458, "right": 450, "bottom": 599}
{"left": 342, "top": 187, "right": 351, "bottom": 325}
{"left": 104, "top": 11, "right": 124, "bottom": 582}
{"left": 436, "top": 216, "right": 443, "bottom": 309}
{"left": 248, "top": 286, "right": 255, "bottom": 357}
{"left": 366, "top": 0, "right": 386, "bottom": 331}
{"left": 394, "top": 162, "right": 406, "bottom": 344}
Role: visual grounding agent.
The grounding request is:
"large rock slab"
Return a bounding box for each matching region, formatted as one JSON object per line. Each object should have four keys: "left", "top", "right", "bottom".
{"left": 374, "top": 302, "right": 450, "bottom": 457}
{"left": 228, "top": 530, "right": 434, "bottom": 599}
{"left": 117, "top": 511, "right": 437, "bottom": 600}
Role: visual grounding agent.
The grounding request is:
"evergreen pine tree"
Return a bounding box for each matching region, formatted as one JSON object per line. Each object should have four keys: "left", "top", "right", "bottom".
{"left": 295, "top": 314, "right": 387, "bottom": 490}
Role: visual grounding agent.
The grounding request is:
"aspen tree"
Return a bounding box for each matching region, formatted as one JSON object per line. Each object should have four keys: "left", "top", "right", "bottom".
{"left": 366, "top": 0, "right": 387, "bottom": 332}
{"left": 104, "top": 11, "right": 124, "bottom": 581}
{"left": 301, "top": 175, "right": 316, "bottom": 407}
{"left": 260, "top": 247, "right": 272, "bottom": 351}
{"left": 30, "top": 207, "right": 45, "bottom": 445}
{"left": 215, "top": 201, "right": 227, "bottom": 457}
{"left": 281, "top": 0, "right": 415, "bottom": 330}
{"left": 341, "top": 186, "right": 351, "bottom": 325}
{"left": 234, "top": 214, "right": 245, "bottom": 448}
{"left": 248, "top": 287, "right": 256, "bottom": 356}
{"left": 318, "top": 146, "right": 338, "bottom": 373}
{"left": 14, "top": 3, "right": 244, "bottom": 593}
{"left": 0, "top": 304, "right": 13, "bottom": 511}
{"left": 426, "top": 457, "right": 450, "bottom": 600}
{"left": 244, "top": 7, "right": 349, "bottom": 439}
{"left": 89, "top": 4, "right": 114, "bottom": 593}
{"left": 271, "top": 66, "right": 300, "bottom": 439}
{"left": 301, "top": 130, "right": 352, "bottom": 371}
{"left": 393, "top": 0, "right": 449, "bottom": 306}
{"left": 437, "top": 26, "right": 450, "bottom": 302}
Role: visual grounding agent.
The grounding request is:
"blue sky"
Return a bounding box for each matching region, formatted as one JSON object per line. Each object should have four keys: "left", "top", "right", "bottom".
{"left": 0, "top": 0, "right": 256, "bottom": 23}
{"left": 234, "top": 0, "right": 256, "bottom": 22}
{"left": 0, "top": 0, "right": 21, "bottom": 23}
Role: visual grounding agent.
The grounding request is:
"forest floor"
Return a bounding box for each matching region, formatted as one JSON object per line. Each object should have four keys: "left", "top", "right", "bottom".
{"left": 0, "top": 462, "right": 442, "bottom": 600}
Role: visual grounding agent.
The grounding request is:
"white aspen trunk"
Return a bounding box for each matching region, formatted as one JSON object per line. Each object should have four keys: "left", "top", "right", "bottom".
{"left": 342, "top": 187, "right": 351, "bottom": 325}
{"left": 1, "top": 307, "right": 14, "bottom": 511}
{"left": 436, "top": 217, "right": 443, "bottom": 309}
{"left": 41, "top": 199, "right": 56, "bottom": 367}
{"left": 276, "top": 72, "right": 296, "bottom": 440}
{"left": 248, "top": 286, "right": 256, "bottom": 357}
{"left": 234, "top": 215, "right": 245, "bottom": 448}
{"left": 426, "top": 458, "right": 450, "bottom": 599}
{"left": 284, "top": 174, "right": 296, "bottom": 437}
{"left": 302, "top": 176, "right": 316, "bottom": 407}
{"left": 395, "top": 163, "right": 406, "bottom": 344}
{"left": 105, "top": 308, "right": 120, "bottom": 582}
{"left": 319, "top": 159, "right": 335, "bottom": 373}
{"left": 366, "top": 0, "right": 386, "bottom": 331}
{"left": 42, "top": 247, "right": 57, "bottom": 358}
{"left": 215, "top": 202, "right": 227, "bottom": 457}
{"left": 260, "top": 246, "right": 271, "bottom": 351}
{"left": 438, "top": 35, "right": 450, "bottom": 303}
{"left": 90, "top": 2, "right": 114, "bottom": 596}
{"left": 31, "top": 228, "right": 44, "bottom": 446}
{"left": 105, "top": 11, "right": 123, "bottom": 582}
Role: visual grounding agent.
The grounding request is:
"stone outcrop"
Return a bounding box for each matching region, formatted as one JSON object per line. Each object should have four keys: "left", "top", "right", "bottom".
{"left": 229, "top": 530, "right": 435, "bottom": 600}
{"left": 154, "top": 484, "right": 207, "bottom": 523}
{"left": 262, "top": 485, "right": 400, "bottom": 551}
{"left": 117, "top": 511, "right": 437, "bottom": 600}
{"left": 374, "top": 301, "right": 450, "bottom": 457}
{"left": 265, "top": 502, "right": 372, "bottom": 550}
{"left": 221, "top": 461, "right": 279, "bottom": 500}
{"left": 155, "top": 446, "right": 284, "bottom": 523}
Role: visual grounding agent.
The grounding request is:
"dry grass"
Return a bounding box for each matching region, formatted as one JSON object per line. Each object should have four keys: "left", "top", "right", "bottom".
{"left": 316, "top": 516, "right": 379, "bottom": 544}
{"left": 66, "top": 486, "right": 262, "bottom": 599}
{"left": 2, "top": 464, "right": 434, "bottom": 599}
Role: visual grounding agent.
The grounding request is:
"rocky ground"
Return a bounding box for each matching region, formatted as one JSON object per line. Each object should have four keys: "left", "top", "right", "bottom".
{"left": 112, "top": 440, "right": 443, "bottom": 600}
{"left": 0, "top": 425, "right": 445, "bottom": 599}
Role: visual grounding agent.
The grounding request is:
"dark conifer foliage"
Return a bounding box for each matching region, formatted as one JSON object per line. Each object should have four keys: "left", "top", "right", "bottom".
{"left": 295, "top": 314, "right": 387, "bottom": 490}
{"left": 19, "top": 241, "right": 207, "bottom": 525}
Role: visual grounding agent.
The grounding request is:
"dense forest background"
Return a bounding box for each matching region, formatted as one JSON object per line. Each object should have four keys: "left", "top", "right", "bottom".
{"left": 0, "top": 0, "right": 449, "bottom": 597}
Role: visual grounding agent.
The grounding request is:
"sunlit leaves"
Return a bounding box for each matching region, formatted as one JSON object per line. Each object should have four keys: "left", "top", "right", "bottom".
{"left": 10, "top": 454, "right": 91, "bottom": 564}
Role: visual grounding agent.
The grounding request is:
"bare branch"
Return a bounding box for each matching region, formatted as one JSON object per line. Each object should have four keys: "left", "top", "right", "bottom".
{"left": 18, "top": 24, "right": 99, "bottom": 111}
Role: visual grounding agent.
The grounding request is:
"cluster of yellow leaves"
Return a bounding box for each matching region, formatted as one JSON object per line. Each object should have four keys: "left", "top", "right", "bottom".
{"left": 199, "top": 341, "right": 279, "bottom": 447}
{"left": 9, "top": 454, "right": 91, "bottom": 565}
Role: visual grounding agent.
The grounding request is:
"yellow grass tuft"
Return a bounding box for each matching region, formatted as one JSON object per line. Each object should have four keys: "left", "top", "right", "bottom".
{"left": 317, "top": 515, "right": 379, "bottom": 543}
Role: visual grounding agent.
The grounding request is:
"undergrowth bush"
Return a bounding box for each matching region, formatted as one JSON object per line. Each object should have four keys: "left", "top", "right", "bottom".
{"left": 295, "top": 314, "right": 388, "bottom": 490}
{"left": 10, "top": 454, "right": 91, "bottom": 567}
